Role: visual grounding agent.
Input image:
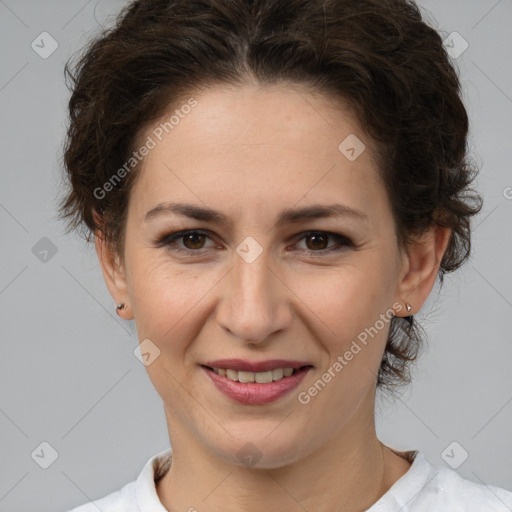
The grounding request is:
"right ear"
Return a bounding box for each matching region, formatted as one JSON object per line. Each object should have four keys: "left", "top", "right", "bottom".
{"left": 93, "top": 210, "right": 133, "bottom": 319}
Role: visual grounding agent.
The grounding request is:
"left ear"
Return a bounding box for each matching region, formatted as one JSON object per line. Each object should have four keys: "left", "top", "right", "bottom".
{"left": 394, "top": 224, "right": 452, "bottom": 315}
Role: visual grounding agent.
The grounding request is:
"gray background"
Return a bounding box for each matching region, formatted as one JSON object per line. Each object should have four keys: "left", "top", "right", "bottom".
{"left": 0, "top": 1, "right": 511, "bottom": 511}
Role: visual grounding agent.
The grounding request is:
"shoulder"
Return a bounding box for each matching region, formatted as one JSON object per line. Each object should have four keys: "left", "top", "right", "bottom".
{"left": 417, "top": 462, "right": 512, "bottom": 511}
{"left": 378, "top": 449, "right": 512, "bottom": 512}
{"left": 64, "top": 448, "right": 172, "bottom": 512}
{"left": 65, "top": 481, "right": 136, "bottom": 512}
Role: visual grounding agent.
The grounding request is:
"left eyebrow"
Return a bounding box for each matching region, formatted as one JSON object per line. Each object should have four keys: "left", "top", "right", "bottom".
{"left": 142, "top": 201, "right": 369, "bottom": 228}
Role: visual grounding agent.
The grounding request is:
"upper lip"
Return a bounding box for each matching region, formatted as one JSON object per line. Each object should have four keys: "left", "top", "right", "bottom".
{"left": 203, "top": 359, "right": 314, "bottom": 372}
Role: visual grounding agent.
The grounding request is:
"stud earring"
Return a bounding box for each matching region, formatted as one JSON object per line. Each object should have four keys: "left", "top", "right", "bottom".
{"left": 406, "top": 303, "right": 412, "bottom": 313}
{"left": 116, "top": 302, "right": 127, "bottom": 316}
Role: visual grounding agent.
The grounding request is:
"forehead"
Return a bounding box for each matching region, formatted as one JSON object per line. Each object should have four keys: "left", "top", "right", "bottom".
{"left": 128, "top": 83, "right": 389, "bottom": 228}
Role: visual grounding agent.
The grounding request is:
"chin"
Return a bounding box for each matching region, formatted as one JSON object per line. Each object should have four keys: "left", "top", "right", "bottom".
{"left": 211, "top": 430, "right": 307, "bottom": 469}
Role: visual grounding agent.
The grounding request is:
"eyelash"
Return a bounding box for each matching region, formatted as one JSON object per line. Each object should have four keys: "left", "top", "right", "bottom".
{"left": 155, "top": 229, "right": 354, "bottom": 256}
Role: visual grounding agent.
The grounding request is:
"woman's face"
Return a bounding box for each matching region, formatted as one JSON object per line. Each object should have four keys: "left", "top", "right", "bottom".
{"left": 102, "top": 83, "right": 415, "bottom": 467}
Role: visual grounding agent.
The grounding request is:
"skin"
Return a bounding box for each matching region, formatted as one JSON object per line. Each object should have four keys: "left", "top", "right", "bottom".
{"left": 95, "top": 82, "right": 451, "bottom": 512}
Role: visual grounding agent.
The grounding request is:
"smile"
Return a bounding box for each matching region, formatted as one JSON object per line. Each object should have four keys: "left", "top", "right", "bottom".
{"left": 201, "top": 365, "right": 313, "bottom": 405}
{"left": 209, "top": 366, "right": 297, "bottom": 383}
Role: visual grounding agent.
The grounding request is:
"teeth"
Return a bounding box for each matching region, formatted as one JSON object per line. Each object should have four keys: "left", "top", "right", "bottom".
{"left": 226, "top": 369, "right": 238, "bottom": 380}
{"left": 212, "top": 367, "right": 297, "bottom": 383}
{"left": 272, "top": 368, "right": 284, "bottom": 380}
{"left": 255, "top": 371, "right": 273, "bottom": 383}
{"left": 238, "top": 371, "right": 255, "bottom": 383}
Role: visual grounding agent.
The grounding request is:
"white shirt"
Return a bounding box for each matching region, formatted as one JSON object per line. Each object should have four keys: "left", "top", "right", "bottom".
{"left": 66, "top": 448, "right": 512, "bottom": 511}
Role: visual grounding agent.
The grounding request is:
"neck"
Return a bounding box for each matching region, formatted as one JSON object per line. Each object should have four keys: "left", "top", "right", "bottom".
{"left": 157, "top": 397, "right": 411, "bottom": 512}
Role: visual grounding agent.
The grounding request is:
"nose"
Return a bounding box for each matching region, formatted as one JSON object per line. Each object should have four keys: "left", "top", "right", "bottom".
{"left": 215, "top": 244, "right": 292, "bottom": 345}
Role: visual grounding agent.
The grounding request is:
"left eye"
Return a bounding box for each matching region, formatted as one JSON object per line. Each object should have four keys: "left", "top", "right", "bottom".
{"left": 293, "top": 231, "right": 353, "bottom": 252}
{"left": 156, "top": 230, "right": 353, "bottom": 254}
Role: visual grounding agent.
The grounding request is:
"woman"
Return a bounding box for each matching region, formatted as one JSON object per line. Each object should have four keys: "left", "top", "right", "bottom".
{"left": 59, "top": 0, "right": 512, "bottom": 510}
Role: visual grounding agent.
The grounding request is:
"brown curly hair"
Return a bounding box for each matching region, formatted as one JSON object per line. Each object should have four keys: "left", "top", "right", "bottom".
{"left": 57, "top": 0, "right": 483, "bottom": 394}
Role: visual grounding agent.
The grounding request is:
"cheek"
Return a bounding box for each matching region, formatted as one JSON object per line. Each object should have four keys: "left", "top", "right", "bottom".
{"left": 290, "top": 258, "right": 394, "bottom": 343}
{"left": 296, "top": 268, "right": 393, "bottom": 422}
{"left": 127, "top": 254, "right": 224, "bottom": 353}
{"left": 127, "top": 259, "right": 207, "bottom": 400}
{"left": 127, "top": 255, "right": 188, "bottom": 336}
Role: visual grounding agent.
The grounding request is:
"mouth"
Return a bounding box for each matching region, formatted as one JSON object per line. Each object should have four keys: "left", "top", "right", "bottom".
{"left": 200, "top": 363, "right": 314, "bottom": 405}
{"left": 201, "top": 365, "right": 313, "bottom": 384}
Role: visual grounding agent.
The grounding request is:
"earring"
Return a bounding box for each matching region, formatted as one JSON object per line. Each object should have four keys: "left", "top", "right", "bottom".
{"left": 406, "top": 303, "right": 412, "bottom": 313}
{"left": 116, "top": 302, "right": 126, "bottom": 316}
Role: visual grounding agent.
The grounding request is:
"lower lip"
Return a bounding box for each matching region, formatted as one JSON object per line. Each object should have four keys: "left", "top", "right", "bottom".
{"left": 201, "top": 366, "right": 312, "bottom": 405}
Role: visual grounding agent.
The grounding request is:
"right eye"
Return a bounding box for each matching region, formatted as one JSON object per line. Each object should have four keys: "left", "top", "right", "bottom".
{"left": 156, "top": 230, "right": 215, "bottom": 254}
